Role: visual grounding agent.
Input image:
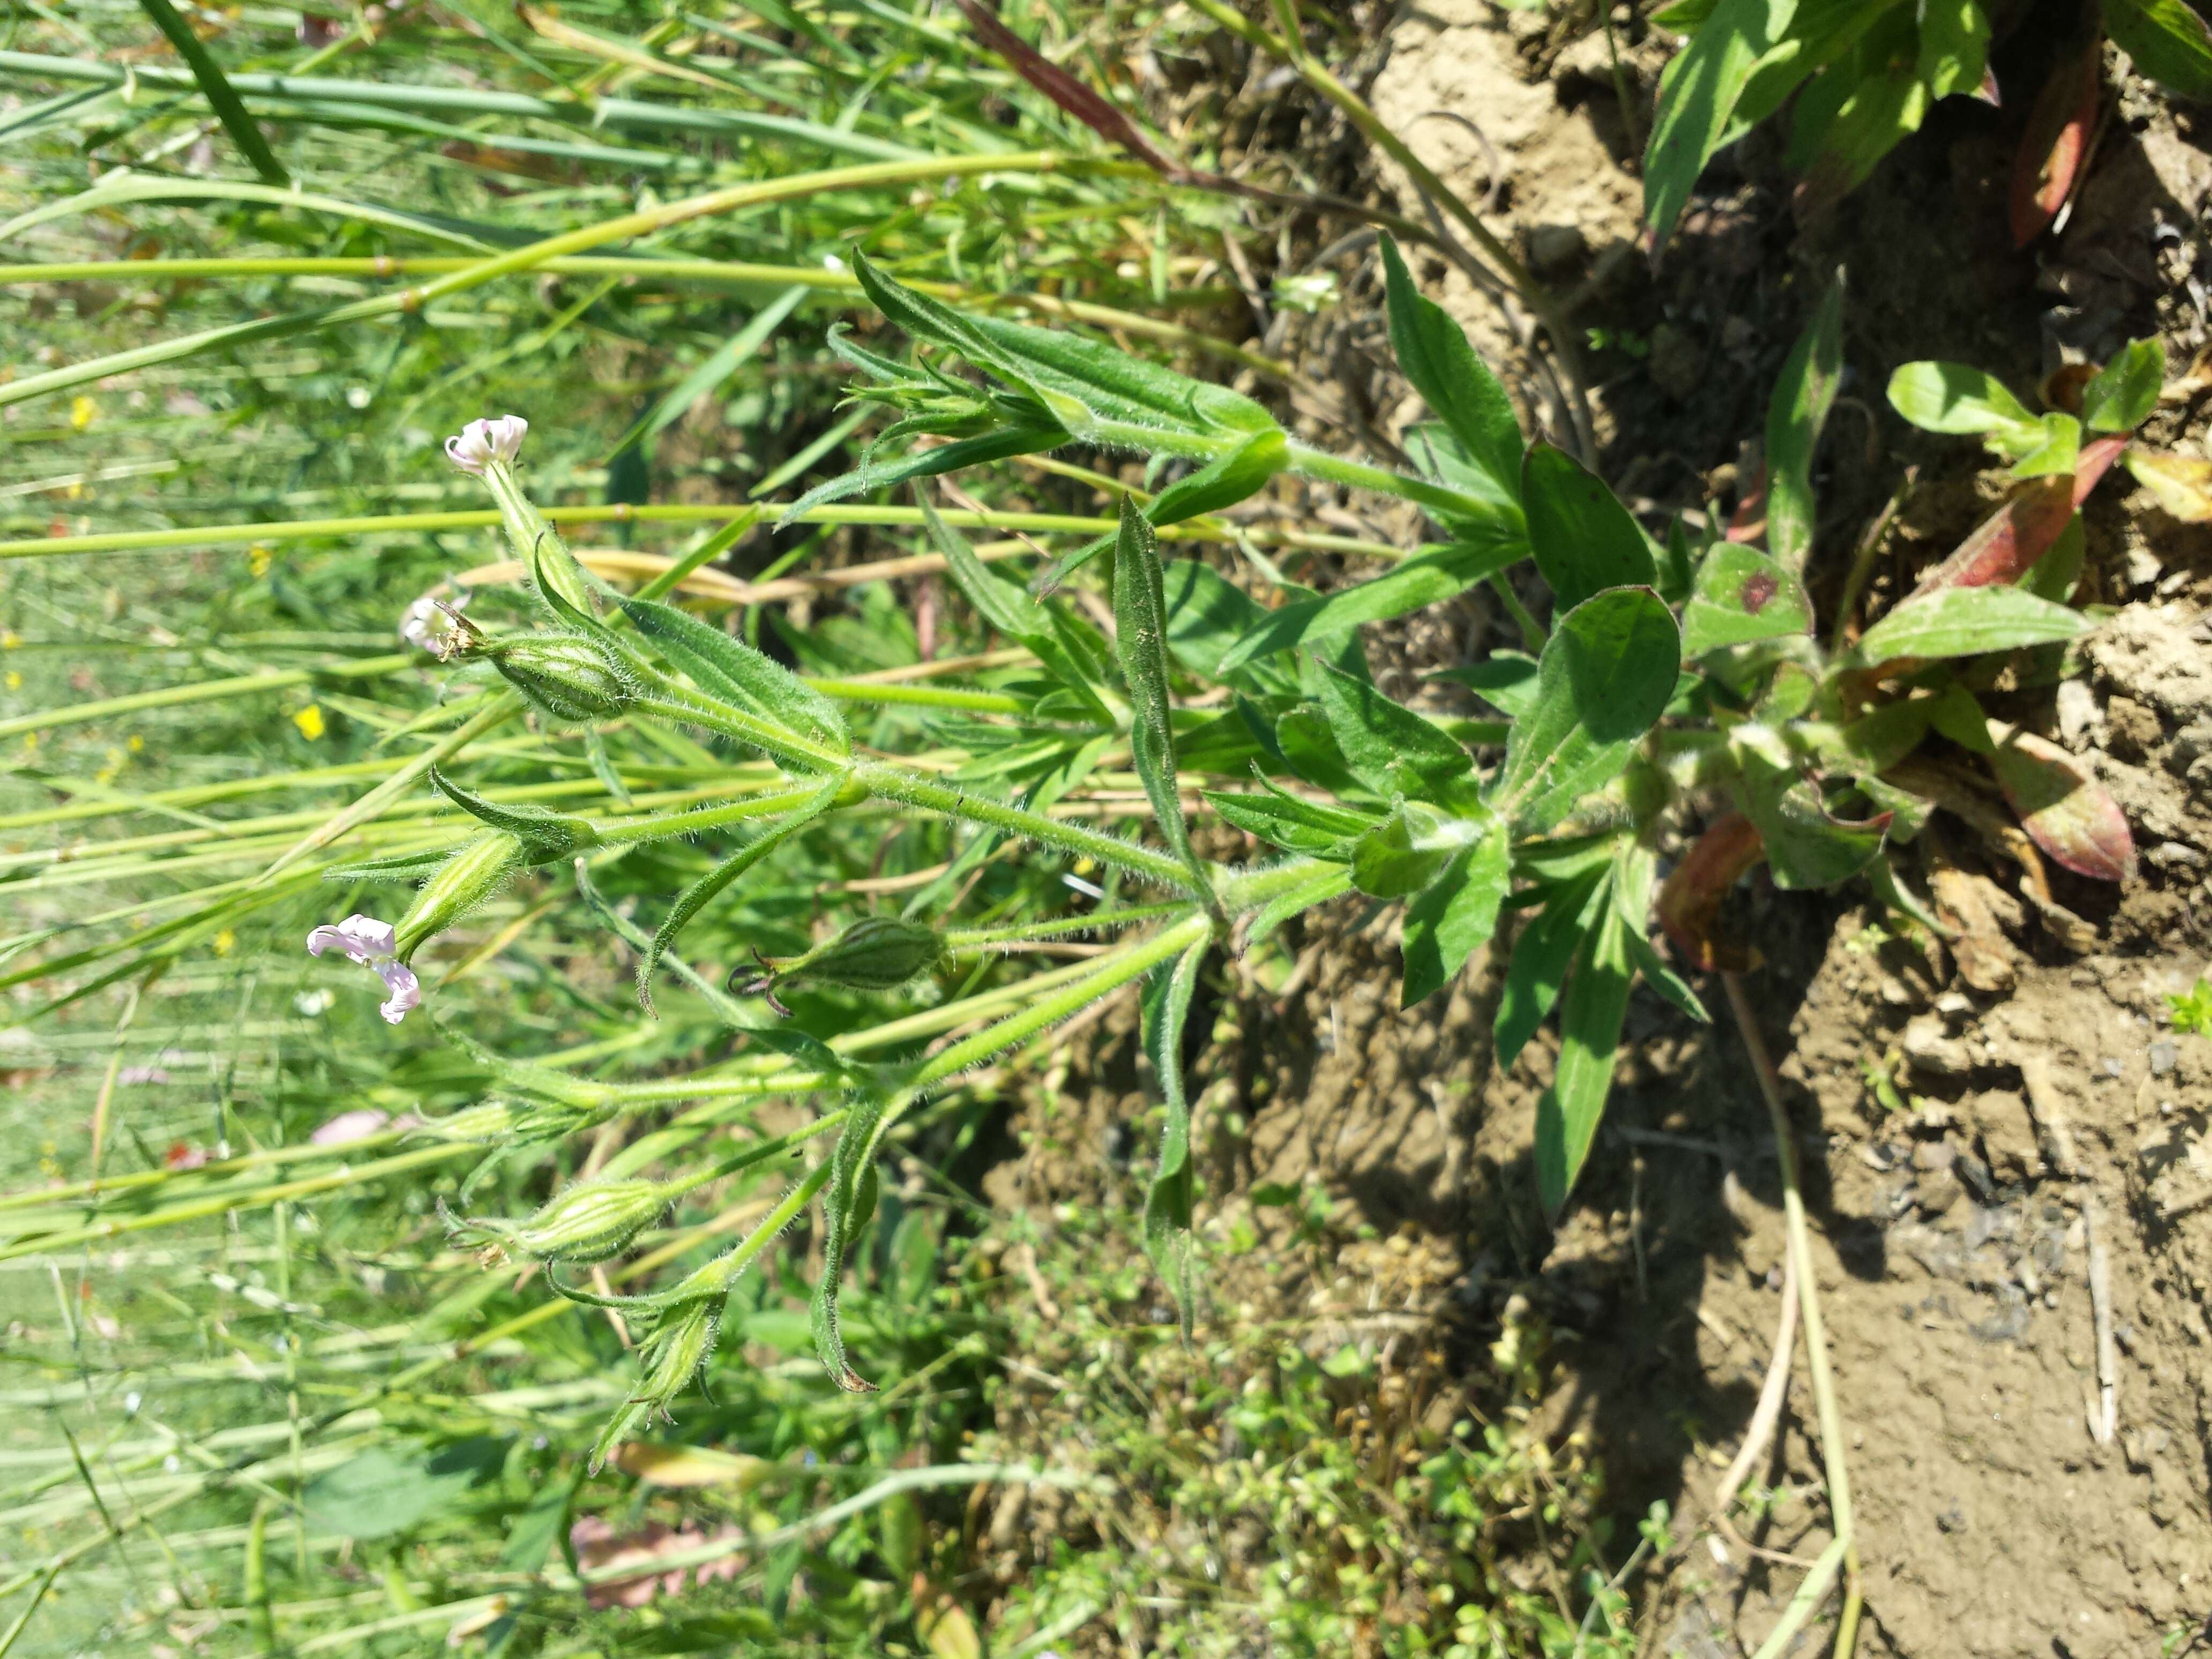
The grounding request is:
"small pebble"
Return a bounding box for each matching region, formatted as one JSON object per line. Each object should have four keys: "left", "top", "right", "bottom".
{"left": 2150, "top": 1040, "right": 2178, "bottom": 1077}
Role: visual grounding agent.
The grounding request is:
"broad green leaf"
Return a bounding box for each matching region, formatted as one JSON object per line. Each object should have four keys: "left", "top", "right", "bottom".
{"left": 1534, "top": 899, "right": 1634, "bottom": 1217}
{"left": 1348, "top": 802, "right": 1458, "bottom": 899}
{"left": 1275, "top": 705, "right": 1370, "bottom": 799}
{"left": 1112, "top": 500, "right": 1210, "bottom": 892}
{"left": 136, "top": 0, "right": 289, "bottom": 184}
{"left": 501, "top": 1472, "right": 581, "bottom": 1573}
{"left": 1217, "top": 533, "right": 1523, "bottom": 672}
{"left": 1917, "top": 0, "right": 1990, "bottom": 99}
{"left": 1885, "top": 360, "right": 2040, "bottom": 443}
{"left": 1679, "top": 542, "right": 1812, "bottom": 656}
{"left": 1205, "top": 786, "right": 1372, "bottom": 856}
{"left": 1494, "top": 588, "right": 1680, "bottom": 832}
{"left": 304, "top": 1440, "right": 506, "bottom": 1539}
{"left": 1522, "top": 444, "right": 1656, "bottom": 612}
{"left": 1313, "top": 664, "right": 1473, "bottom": 803}
{"left": 1142, "top": 937, "right": 1212, "bottom": 1335}
{"left": 2106, "top": 0, "right": 2212, "bottom": 101}
{"left": 811, "top": 1093, "right": 893, "bottom": 1392}
{"left": 1379, "top": 234, "right": 1523, "bottom": 500}
{"left": 1161, "top": 560, "right": 1282, "bottom": 686}
{"left": 1400, "top": 817, "right": 1509, "bottom": 1006}
{"left": 1645, "top": 0, "right": 1800, "bottom": 250}
{"left": 2081, "top": 337, "right": 2164, "bottom": 434}
{"left": 1852, "top": 585, "right": 2088, "bottom": 663}
{"left": 2007, "top": 412, "right": 2083, "bottom": 478}
{"left": 637, "top": 783, "right": 837, "bottom": 1014}
{"left": 619, "top": 596, "right": 849, "bottom": 757}
{"left": 1497, "top": 866, "right": 1610, "bottom": 1067}
{"left": 2020, "top": 514, "right": 2087, "bottom": 602}
{"left": 1763, "top": 280, "right": 1842, "bottom": 571}
{"left": 1428, "top": 651, "right": 1540, "bottom": 719}
{"left": 1736, "top": 746, "right": 1888, "bottom": 888}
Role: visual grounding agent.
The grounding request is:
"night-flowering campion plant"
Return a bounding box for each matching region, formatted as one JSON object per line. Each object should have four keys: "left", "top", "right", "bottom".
{"left": 363, "top": 251, "right": 2135, "bottom": 1464}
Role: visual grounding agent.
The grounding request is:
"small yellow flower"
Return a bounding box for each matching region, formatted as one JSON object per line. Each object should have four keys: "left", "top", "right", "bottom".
{"left": 69, "top": 396, "right": 95, "bottom": 431}
{"left": 3, "top": 670, "right": 19, "bottom": 691}
{"left": 292, "top": 704, "right": 327, "bottom": 741}
{"left": 1, "top": 631, "right": 17, "bottom": 649}
{"left": 248, "top": 544, "right": 272, "bottom": 578}
{"left": 20, "top": 733, "right": 35, "bottom": 753}
{"left": 128, "top": 735, "right": 144, "bottom": 753}
{"left": 1074, "top": 856, "right": 1097, "bottom": 876}
{"left": 213, "top": 929, "right": 236, "bottom": 957}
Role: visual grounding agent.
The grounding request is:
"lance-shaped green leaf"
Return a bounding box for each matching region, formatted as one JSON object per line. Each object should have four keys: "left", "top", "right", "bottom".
{"left": 856, "top": 253, "right": 1280, "bottom": 455}
{"left": 1205, "top": 781, "right": 1374, "bottom": 857}
{"left": 811, "top": 1092, "right": 895, "bottom": 1393}
{"left": 429, "top": 767, "right": 599, "bottom": 860}
{"left": 1400, "top": 814, "right": 1509, "bottom": 1006}
{"left": 619, "top": 595, "right": 849, "bottom": 758}
{"left": 1764, "top": 279, "right": 1842, "bottom": 571}
{"left": 136, "top": 0, "right": 289, "bottom": 184}
{"left": 1534, "top": 892, "right": 1635, "bottom": 1219}
{"left": 2081, "top": 337, "right": 2164, "bottom": 435}
{"left": 1735, "top": 741, "right": 1889, "bottom": 889}
{"left": 1142, "top": 937, "right": 1212, "bottom": 1337}
{"left": 1786, "top": 11, "right": 1932, "bottom": 215}
{"left": 1249, "top": 864, "right": 1355, "bottom": 946}
{"left": 1493, "top": 588, "right": 1679, "bottom": 833}
{"left": 1918, "top": 0, "right": 1991, "bottom": 98}
{"left": 1851, "top": 585, "right": 2088, "bottom": 664}
{"left": 1610, "top": 842, "right": 1709, "bottom": 1022}
{"left": 779, "top": 423, "right": 1064, "bottom": 527}
{"left": 1522, "top": 444, "right": 1656, "bottom": 612}
{"left": 1645, "top": 0, "right": 1800, "bottom": 251}
{"left": 1497, "top": 863, "right": 1611, "bottom": 1067}
{"left": 1112, "top": 499, "right": 1212, "bottom": 896}
{"left": 921, "top": 497, "right": 1107, "bottom": 715}
{"left": 1217, "top": 532, "right": 1523, "bottom": 672}
{"left": 1379, "top": 234, "right": 1523, "bottom": 505}
{"left": 1313, "top": 664, "right": 1472, "bottom": 804}
{"left": 1035, "top": 431, "right": 1288, "bottom": 593}
{"left": 1274, "top": 705, "right": 1370, "bottom": 800}
{"left": 1679, "top": 542, "right": 1812, "bottom": 656}
{"left": 323, "top": 848, "right": 461, "bottom": 884}
{"left": 637, "top": 782, "right": 839, "bottom": 1015}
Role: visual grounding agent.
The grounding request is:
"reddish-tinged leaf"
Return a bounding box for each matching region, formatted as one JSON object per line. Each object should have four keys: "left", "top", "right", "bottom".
{"left": 1908, "top": 438, "right": 2121, "bottom": 597}
{"left": 1656, "top": 813, "right": 1767, "bottom": 972}
{"left": 1986, "top": 724, "right": 2136, "bottom": 881}
{"left": 2124, "top": 446, "right": 2212, "bottom": 521}
{"left": 1727, "top": 460, "right": 1767, "bottom": 544}
{"left": 2009, "top": 35, "right": 2101, "bottom": 246}
{"left": 950, "top": 0, "right": 1178, "bottom": 175}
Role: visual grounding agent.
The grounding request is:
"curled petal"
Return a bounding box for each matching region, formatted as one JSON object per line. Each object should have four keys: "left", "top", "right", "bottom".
{"left": 443, "top": 415, "right": 529, "bottom": 475}
{"left": 375, "top": 960, "right": 422, "bottom": 1025}
{"left": 306, "top": 914, "right": 397, "bottom": 963}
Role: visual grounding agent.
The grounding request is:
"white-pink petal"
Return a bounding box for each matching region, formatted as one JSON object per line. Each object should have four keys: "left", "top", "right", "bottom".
{"left": 305, "top": 914, "right": 397, "bottom": 963}
{"left": 442, "top": 415, "right": 528, "bottom": 475}
{"left": 310, "top": 1108, "right": 392, "bottom": 1146}
{"left": 375, "top": 960, "right": 422, "bottom": 1025}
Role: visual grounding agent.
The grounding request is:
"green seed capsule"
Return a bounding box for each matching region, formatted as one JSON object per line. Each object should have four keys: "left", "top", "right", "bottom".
{"left": 485, "top": 633, "right": 633, "bottom": 722}
{"left": 508, "top": 1178, "right": 666, "bottom": 1263}
{"left": 393, "top": 831, "right": 524, "bottom": 958}
{"left": 732, "top": 916, "right": 944, "bottom": 1014}
{"left": 632, "top": 1296, "right": 722, "bottom": 1407}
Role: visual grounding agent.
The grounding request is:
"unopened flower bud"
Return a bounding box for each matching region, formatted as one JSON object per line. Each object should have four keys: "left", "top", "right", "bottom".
{"left": 393, "top": 831, "right": 524, "bottom": 958}
{"left": 732, "top": 916, "right": 943, "bottom": 1015}
{"left": 633, "top": 1296, "right": 722, "bottom": 1405}
{"left": 506, "top": 1177, "right": 667, "bottom": 1262}
{"left": 484, "top": 633, "right": 632, "bottom": 722}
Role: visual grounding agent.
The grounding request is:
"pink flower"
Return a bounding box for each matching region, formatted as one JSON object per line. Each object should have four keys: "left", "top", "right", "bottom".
{"left": 443, "top": 415, "right": 528, "bottom": 476}
{"left": 310, "top": 1108, "right": 391, "bottom": 1146}
{"left": 306, "top": 914, "right": 422, "bottom": 1025}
